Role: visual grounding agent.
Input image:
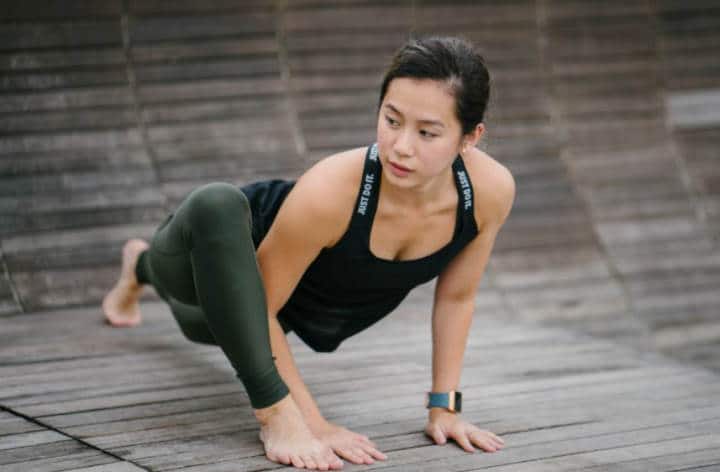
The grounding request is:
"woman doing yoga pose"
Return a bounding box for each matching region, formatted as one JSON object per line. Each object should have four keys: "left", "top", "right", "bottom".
{"left": 102, "top": 36, "right": 515, "bottom": 470}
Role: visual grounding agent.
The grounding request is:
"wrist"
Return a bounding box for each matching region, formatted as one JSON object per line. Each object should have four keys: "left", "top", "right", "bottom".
{"left": 428, "top": 407, "right": 458, "bottom": 420}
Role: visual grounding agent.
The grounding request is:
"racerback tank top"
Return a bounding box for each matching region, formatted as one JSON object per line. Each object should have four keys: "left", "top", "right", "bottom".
{"left": 240, "top": 143, "right": 479, "bottom": 352}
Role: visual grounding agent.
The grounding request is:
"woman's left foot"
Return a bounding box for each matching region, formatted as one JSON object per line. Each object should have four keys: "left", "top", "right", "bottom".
{"left": 102, "top": 238, "right": 149, "bottom": 327}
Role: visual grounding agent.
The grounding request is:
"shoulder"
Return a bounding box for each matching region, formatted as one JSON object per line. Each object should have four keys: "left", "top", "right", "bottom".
{"left": 293, "top": 145, "right": 366, "bottom": 214}
{"left": 464, "top": 147, "right": 516, "bottom": 229}
{"left": 295, "top": 146, "right": 366, "bottom": 196}
{"left": 281, "top": 145, "right": 367, "bottom": 247}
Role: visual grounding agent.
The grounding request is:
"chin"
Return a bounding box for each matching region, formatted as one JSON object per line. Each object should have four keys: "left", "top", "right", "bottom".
{"left": 382, "top": 165, "right": 421, "bottom": 188}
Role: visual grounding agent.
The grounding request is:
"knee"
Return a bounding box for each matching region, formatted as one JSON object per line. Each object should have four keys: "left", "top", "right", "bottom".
{"left": 186, "top": 182, "right": 251, "bottom": 229}
{"left": 179, "top": 322, "right": 217, "bottom": 345}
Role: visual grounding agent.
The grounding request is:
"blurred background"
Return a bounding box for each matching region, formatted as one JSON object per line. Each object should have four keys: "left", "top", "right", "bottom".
{"left": 1, "top": 1, "right": 718, "bottom": 371}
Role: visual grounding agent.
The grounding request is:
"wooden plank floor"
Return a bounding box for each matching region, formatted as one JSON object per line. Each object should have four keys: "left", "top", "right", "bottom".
{"left": 2, "top": 285, "right": 720, "bottom": 471}
{"left": 0, "top": 410, "right": 145, "bottom": 471}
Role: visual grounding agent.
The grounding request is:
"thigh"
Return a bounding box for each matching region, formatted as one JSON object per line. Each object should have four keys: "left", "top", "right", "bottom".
{"left": 146, "top": 182, "right": 257, "bottom": 308}
{"left": 145, "top": 206, "right": 197, "bottom": 305}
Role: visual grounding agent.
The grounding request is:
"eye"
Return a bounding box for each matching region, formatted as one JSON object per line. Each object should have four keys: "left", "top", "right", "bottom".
{"left": 420, "top": 130, "right": 438, "bottom": 139}
{"left": 385, "top": 115, "right": 399, "bottom": 127}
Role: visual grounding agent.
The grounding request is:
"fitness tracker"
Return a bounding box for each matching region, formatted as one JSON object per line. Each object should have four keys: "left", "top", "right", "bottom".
{"left": 426, "top": 390, "right": 462, "bottom": 413}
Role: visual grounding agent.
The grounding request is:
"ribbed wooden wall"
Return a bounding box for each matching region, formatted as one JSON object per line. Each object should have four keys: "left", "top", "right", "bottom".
{"left": 1, "top": 0, "right": 719, "bottom": 369}
{"left": 656, "top": 0, "right": 720, "bottom": 365}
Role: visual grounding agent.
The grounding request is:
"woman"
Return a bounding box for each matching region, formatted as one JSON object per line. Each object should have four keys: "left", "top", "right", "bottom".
{"left": 102, "top": 35, "right": 514, "bottom": 470}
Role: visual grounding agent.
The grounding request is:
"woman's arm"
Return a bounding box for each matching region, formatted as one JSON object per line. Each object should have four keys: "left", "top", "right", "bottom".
{"left": 254, "top": 151, "right": 360, "bottom": 429}
{"left": 430, "top": 225, "right": 500, "bottom": 395}
{"left": 426, "top": 157, "right": 514, "bottom": 452}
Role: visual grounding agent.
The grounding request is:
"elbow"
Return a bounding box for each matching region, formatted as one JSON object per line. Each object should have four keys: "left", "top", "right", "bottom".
{"left": 434, "top": 291, "right": 476, "bottom": 312}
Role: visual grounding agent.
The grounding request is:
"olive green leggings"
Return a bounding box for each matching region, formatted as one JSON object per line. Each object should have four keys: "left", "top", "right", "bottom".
{"left": 134, "top": 182, "right": 289, "bottom": 409}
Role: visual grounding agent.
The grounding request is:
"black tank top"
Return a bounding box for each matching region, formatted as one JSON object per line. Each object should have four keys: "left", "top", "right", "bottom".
{"left": 240, "top": 143, "right": 479, "bottom": 352}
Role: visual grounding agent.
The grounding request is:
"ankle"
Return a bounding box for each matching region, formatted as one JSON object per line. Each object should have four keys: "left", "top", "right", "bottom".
{"left": 254, "top": 394, "right": 296, "bottom": 425}
{"left": 118, "top": 276, "right": 142, "bottom": 292}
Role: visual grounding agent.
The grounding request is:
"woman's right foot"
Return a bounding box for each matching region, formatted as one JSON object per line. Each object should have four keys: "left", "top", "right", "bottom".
{"left": 255, "top": 395, "right": 344, "bottom": 470}
{"left": 102, "top": 238, "right": 149, "bottom": 327}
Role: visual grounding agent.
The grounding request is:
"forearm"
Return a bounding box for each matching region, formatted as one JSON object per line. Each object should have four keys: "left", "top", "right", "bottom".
{"left": 267, "top": 315, "right": 327, "bottom": 429}
{"left": 430, "top": 298, "right": 474, "bottom": 393}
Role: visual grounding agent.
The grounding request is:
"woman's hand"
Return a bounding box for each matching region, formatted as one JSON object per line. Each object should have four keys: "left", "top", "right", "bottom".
{"left": 311, "top": 420, "right": 388, "bottom": 465}
{"left": 425, "top": 409, "right": 505, "bottom": 453}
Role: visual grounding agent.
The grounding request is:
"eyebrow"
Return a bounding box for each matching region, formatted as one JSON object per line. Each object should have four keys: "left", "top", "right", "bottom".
{"left": 384, "top": 103, "right": 445, "bottom": 128}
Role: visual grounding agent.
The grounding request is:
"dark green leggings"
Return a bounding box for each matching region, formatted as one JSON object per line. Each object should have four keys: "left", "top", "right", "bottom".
{"left": 134, "top": 182, "right": 290, "bottom": 409}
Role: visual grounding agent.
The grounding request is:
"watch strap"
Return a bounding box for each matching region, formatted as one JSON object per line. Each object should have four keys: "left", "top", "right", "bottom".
{"left": 426, "top": 390, "right": 462, "bottom": 413}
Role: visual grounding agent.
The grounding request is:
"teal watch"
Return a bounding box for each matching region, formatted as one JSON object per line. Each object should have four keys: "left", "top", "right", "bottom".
{"left": 426, "top": 390, "right": 462, "bottom": 413}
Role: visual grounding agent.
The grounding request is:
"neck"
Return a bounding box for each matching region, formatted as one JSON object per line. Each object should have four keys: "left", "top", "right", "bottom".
{"left": 380, "top": 162, "right": 455, "bottom": 211}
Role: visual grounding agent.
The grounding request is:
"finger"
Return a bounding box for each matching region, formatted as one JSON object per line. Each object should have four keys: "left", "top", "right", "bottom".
{"left": 482, "top": 431, "right": 505, "bottom": 449}
{"left": 358, "top": 435, "right": 377, "bottom": 448}
{"left": 361, "top": 443, "right": 388, "bottom": 461}
{"left": 474, "top": 428, "right": 505, "bottom": 446}
{"left": 434, "top": 427, "right": 447, "bottom": 445}
{"left": 353, "top": 435, "right": 379, "bottom": 452}
{"left": 354, "top": 448, "right": 375, "bottom": 464}
{"left": 491, "top": 436, "right": 505, "bottom": 448}
{"left": 336, "top": 447, "right": 364, "bottom": 464}
{"left": 469, "top": 432, "right": 498, "bottom": 452}
{"left": 349, "top": 433, "right": 374, "bottom": 451}
{"left": 453, "top": 432, "right": 476, "bottom": 453}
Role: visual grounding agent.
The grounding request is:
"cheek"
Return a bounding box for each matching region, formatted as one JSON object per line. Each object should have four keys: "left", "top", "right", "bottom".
{"left": 376, "top": 117, "right": 392, "bottom": 138}
{"left": 376, "top": 123, "right": 392, "bottom": 151}
{"left": 417, "top": 145, "right": 455, "bottom": 172}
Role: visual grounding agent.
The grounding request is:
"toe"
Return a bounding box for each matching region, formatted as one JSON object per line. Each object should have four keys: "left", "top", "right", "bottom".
{"left": 326, "top": 452, "right": 343, "bottom": 470}
{"left": 277, "top": 452, "right": 290, "bottom": 465}
{"left": 290, "top": 454, "right": 305, "bottom": 468}
{"left": 301, "top": 455, "right": 317, "bottom": 470}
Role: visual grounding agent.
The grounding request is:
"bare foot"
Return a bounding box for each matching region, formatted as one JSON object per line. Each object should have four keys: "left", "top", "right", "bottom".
{"left": 102, "top": 238, "right": 149, "bottom": 327}
{"left": 255, "top": 395, "right": 344, "bottom": 470}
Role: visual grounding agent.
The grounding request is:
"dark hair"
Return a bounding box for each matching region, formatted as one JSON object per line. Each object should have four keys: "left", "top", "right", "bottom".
{"left": 378, "top": 35, "right": 491, "bottom": 136}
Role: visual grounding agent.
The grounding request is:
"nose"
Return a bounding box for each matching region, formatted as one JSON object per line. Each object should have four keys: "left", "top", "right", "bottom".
{"left": 392, "top": 128, "right": 414, "bottom": 158}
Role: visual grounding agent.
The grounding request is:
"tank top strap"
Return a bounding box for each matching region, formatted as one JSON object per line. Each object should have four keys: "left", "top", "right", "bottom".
{"left": 451, "top": 154, "right": 479, "bottom": 236}
{"left": 451, "top": 154, "right": 474, "bottom": 214}
{"left": 338, "top": 143, "right": 381, "bottom": 251}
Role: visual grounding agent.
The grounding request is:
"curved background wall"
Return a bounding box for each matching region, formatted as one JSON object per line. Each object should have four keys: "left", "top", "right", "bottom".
{"left": 1, "top": 0, "right": 719, "bottom": 370}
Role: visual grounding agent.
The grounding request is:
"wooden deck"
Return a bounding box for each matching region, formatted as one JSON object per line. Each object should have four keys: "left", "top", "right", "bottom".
{"left": 2, "top": 285, "right": 720, "bottom": 471}
{"left": 2, "top": 1, "right": 720, "bottom": 469}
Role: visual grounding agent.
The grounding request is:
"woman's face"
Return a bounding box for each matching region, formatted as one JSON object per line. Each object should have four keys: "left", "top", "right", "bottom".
{"left": 376, "top": 77, "right": 465, "bottom": 189}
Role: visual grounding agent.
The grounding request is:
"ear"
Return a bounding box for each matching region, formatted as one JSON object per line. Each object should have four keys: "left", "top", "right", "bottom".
{"left": 461, "top": 123, "right": 485, "bottom": 154}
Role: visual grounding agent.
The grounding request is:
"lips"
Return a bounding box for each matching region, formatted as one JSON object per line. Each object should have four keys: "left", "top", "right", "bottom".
{"left": 390, "top": 161, "right": 412, "bottom": 172}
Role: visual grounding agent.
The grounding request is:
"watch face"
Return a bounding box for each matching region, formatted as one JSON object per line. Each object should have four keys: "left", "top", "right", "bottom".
{"left": 455, "top": 392, "right": 462, "bottom": 412}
